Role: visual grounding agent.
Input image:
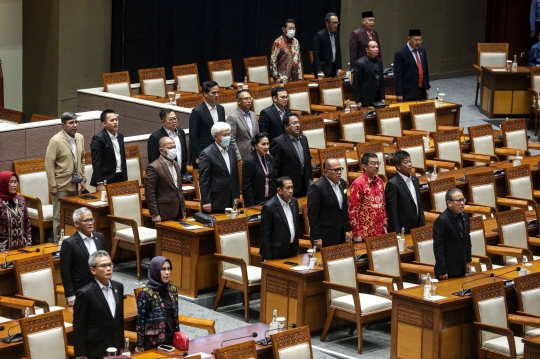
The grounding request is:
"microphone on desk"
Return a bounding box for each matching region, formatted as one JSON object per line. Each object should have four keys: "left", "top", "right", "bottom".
{"left": 0, "top": 324, "right": 22, "bottom": 343}
{"left": 244, "top": 200, "right": 269, "bottom": 221}
{"left": 42, "top": 244, "right": 61, "bottom": 258}
{"left": 220, "top": 332, "right": 258, "bottom": 347}
{"left": 457, "top": 164, "right": 490, "bottom": 182}
{"left": 493, "top": 267, "right": 521, "bottom": 288}
{"left": 2, "top": 248, "right": 40, "bottom": 269}
{"left": 452, "top": 273, "right": 494, "bottom": 297}
{"left": 256, "top": 323, "right": 297, "bottom": 346}
{"left": 488, "top": 160, "right": 512, "bottom": 177}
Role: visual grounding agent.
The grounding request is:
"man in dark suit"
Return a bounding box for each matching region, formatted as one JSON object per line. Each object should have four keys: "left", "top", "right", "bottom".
{"left": 189, "top": 80, "right": 226, "bottom": 169}
{"left": 260, "top": 176, "right": 299, "bottom": 260}
{"left": 270, "top": 113, "right": 312, "bottom": 198}
{"left": 90, "top": 109, "right": 128, "bottom": 192}
{"left": 312, "top": 12, "right": 343, "bottom": 78}
{"left": 349, "top": 11, "right": 381, "bottom": 65}
{"left": 145, "top": 137, "right": 186, "bottom": 223}
{"left": 60, "top": 207, "right": 106, "bottom": 307}
{"left": 147, "top": 108, "right": 188, "bottom": 175}
{"left": 198, "top": 122, "right": 239, "bottom": 213}
{"left": 258, "top": 86, "right": 291, "bottom": 142}
{"left": 433, "top": 188, "right": 472, "bottom": 280}
{"left": 385, "top": 150, "right": 425, "bottom": 234}
{"left": 393, "top": 29, "right": 431, "bottom": 102}
{"left": 352, "top": 40, "right": 385, "bottom": 108}
{"left": 74, "top": 250, "right": 124, "bottom": 359}
{"left": 308, "top": 158, "right": 352, "bottom": 249}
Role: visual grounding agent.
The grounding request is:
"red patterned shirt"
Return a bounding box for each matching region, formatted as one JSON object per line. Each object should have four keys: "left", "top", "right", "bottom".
{"left": 349, "top": 173, "right": 387, "bottom": 238}
{"left": 270, "top": 35, "right": 300, "bottom": 82}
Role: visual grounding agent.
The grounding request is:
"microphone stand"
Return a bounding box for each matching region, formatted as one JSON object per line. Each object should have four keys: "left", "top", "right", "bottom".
{"left": 452, "top": 273, "right": 494, "bottom": 297}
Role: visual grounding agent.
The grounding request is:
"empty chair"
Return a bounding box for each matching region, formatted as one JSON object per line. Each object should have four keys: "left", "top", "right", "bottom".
{"left": 432, "top": 129, "right": 491, "bottom": 168}
{"left": 0, "top": 107, "right": 23, "bottom": 123}
{"left": 125, "top": 145, "right": 144, "bottom": 185}
{"left": 285, "top": 81, "right": 337, "bottom": 114}
{"left": 500, "top": 118, "right": 540, "bottom": 156}
{"left": 504, "top": 164, "right": 538, "bottom": 209}
{"left": 318, "top": 78, "right": 345, "bottom": 107}
{"left": 474, "top": 43, "right": 508, "bottom": 106}
{"left": 376, "top": 107, "right": 425, "bottom": 139}
{"left": 300, "top": 117, "right": 327, "bottom": 150}
{"left": 172, "top": 63, "right": 201, "bottom": 93}
{"left": 396, "top": 135, "right": 455, "bottom": 175}
{"left": 138, "top": 67, "right": 167, "bottom": 98}
{"left": 271, "top": 326, "right": 313, "bottom": 358}
{"left": 101, "top": 71, "right": 154, "bottom": 99}
{"left": 208, "top": 59, "right": 234, "bottom": 87}
{"left": 409, "top": 102, "right": 462, "bottom": 134}
{"left": 218, "top": 89, "right": 239, "bottom": 117}
{"left": 20, "top": 311, "right": 71, "bottom": 359}
{"left": 495, "top": 209, "right": 540, "bottom": 265}
{"left": 514, "top": 272, "right": 540, "bottom": 337}
{"left": 244, "top": 56, "right": 270, "bottom": 84}
{"left": 467, "top": 171, "right": 529, "bottom": 212}
{"left": 214, "top": 340, "right": 258, "bottom": 359}
{"left": 468, "top": 123, "right": 526, "bottom": 163}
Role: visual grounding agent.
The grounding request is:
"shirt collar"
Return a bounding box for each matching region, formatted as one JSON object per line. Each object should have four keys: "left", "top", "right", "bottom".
{"left": 107, "top": 130, "right": 118, "bottom": 140}
{"left": 397, "top": 171, "right": 411, "bottom": 182}
{"left": 163, "top": 126, "right": 177, "bottom": 136}
{"left": 407, "top": 42, "right": 416, "bottom": 52}
{"left": 63, "top": 131, "right": 75, "bottom": 142}
{"left": 239, "top": 107, "right": 251, "bottom": 117}
{"left": 205, "top": 101, "right": 216, "bottom": 111}
{"left": 95, "top": 278, "right": 112, "bottom": 290}
{"left": 77, "top": 231, "right": 93, "bottom": 240}
{"left": 215, "top": 142, "right": 227, "bottom": 151}
{"left": 362, "top": 172, "right": 378, "bottom": 184}
{"left": 287, "top": 133, "right": 300, "bottom": 141}
{"left": 325, "top": 175, "right": 340, "bottom": 188}
{"left": 274, "top": 104, "right": 285, "bottom": 114}
{"left": 277, "top": 194, "right": 291, "bottom": 207}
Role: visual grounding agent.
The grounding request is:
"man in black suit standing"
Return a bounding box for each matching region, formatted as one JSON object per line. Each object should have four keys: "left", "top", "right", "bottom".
{"left": 189, "top": 80, "right": 226, "bottom": 169}
{"left": 433, "top": 188, "right": 472, "bottom": 280}
{"left": 147, "top": 108, "right": 188, "bottom": 175}
{"left": 260, "top": 176, "right": 299, "bottom": 260}
{"left": 308, "top": 158, "right": 351, "bottom": 249}
{"left": 60, "top": 207, "right": 106, "bottom": 307}
{"left": 312, "top": 12, "right": 343, "bottom": 78}
{"left": 384, "top": 150, "right": 425, "bottom": 235}
{"left": 270, "top": 113, "right": 312, "bottom": 198}
{"left": 90, "top": 109, "right": 128, "bottom": 192}
{"left": 74, "top": 250, "right": 124, "bottom": 359}
{"left": 198, "top": 122, "right": 239, "bottom": 213}
{"left": 393, "top": 29, "right": 430, "bottom": 102}
{"left": 352, "top": 40, "right": 385, "bottom": 108}
{"left": 259, "top": 86, "right": 291, "bottom": 142}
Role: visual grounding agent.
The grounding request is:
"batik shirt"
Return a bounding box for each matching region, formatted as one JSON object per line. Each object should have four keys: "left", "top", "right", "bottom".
{"left": 349, "top": 173, "right": 387, "bottom": 238}
{"left": 270, "top": 35, "right": 300, "bottom": 83}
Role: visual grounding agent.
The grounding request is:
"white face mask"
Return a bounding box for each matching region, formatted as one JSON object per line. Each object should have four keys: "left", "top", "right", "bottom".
{"left": 164, "top": 148, "right": 177, "bottom": 160}
{"left": 286, "top": 30, "right": 296, "bottom": 38}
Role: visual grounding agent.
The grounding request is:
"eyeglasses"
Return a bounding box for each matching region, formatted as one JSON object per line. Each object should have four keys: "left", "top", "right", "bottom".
{"left": 93, "top": 262, "right": 114, "bottom": 269}
{"left": 327, "top": 167, "right": 344, "bottom": 173}
{"left": 330, "top": 21, "right": 340, "bottom": 25}
{"left": 8, "top": 180, "right": 19, "bottom": 185}
{"left": 80, "top": 218, "right": 95, "bottom": 223}
{"left": 368, "top": 161, "right": 381, "bottom": 166}
{"left": 161, "top": 267, "right": 172, "bottom": 272}
{"left": 239, "top": 97, "right": 252, "bottom": 101}
{"left": 411, "top": 38, "right": 423, "bottom": 43}
{"left": 167, "top": 117, "right": 178, "bottom": 122}
{"left": 449, "top": 198, "right": 467, "bottom": 203}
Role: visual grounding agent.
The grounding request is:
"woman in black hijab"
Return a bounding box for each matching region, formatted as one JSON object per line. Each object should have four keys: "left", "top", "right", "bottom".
{"left": 135, "top": 256, "right": 179, "bottom": 352}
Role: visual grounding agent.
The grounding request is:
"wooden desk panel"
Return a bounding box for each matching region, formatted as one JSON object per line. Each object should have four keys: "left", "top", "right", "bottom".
{"left": 480, "top": 66, "right": 531, "bottom": 118}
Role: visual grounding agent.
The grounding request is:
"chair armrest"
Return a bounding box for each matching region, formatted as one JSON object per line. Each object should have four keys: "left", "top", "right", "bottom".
{"left": 400, "top": 262, "right": 435, "bottom": 277}
{"left": 385, "top": 94, "right": 397, "bottom": 102}
{"left": 433, "top": 158, "right": 462, "bottom": 168}
{"left": 55, "top": 285, "right": 64, "bottom": 295}
{"left": 67, "top": 346, "right": 74, "bottom": 357}
{"left": 365, "top": 269, "right": 400, "bottom": 280}
{"left": 0, "top": 296, "right": 37, "bottom": 311}
{"left": 508, "top": 314, "right": 540, "bottom": 328}
{"left": 412, "top": 261, "right": 435, "bottom": 267}
{"left": 423, "top": 211, "right": 440, "bottom": 224}
{"left": 437, "top": 125, "right": 464, "bottom": 134}
{"left": 322, "top": 281, "right": 358, "bottom": 296}
{"left": 179, "top": 315, "right": 216, "bottom": 334}
{"left": 14, "top": 294, "right": 49, "bottom": 313}
{"left": 495, "top": 147, "right": 531, "bottom": 157}
{"left": 471, "top": 254, "right": 493, "bottom": 268}
{"left": 468, "top": 152, "right": 499, "bottom": 162}
{"left": 302, "top": 74, "right": 316, "bottom": 80}
{"left": 474, "top": 322, "right": 516, "bottom": 353}
{"left": 214, "top": 253, "right": 246, "bottom": 267}
{"left": 496, "top": 197, "right": 530, "bottom": 209}
{"left": 403, "top": 129, "right": 428, "bottom": 137}
{"left": 486, "top": 245, "right": 529, "bottom": 259}
{"left": 517, "top": 311, "right": 540, "bottom": 319}
{"left": 496, "top": 244, "right": 533, "bottom": 261}
{"left": 461, "top": 153, "right": 492, "bottom": 164}
{"left": 528, "top": 236, "right": 540, "bottom": 247}
{"left": 288, "top": 109, "right": 311, "bottom": 116}
{"left": 426, "top": 159, "right": 456, "bottom": 171}
{"left": 466, "top": 202, "right": 498, "bottom": 213}
{"left": 505, "top": 195, "right": 537, "bottom": 207}
{"left": 311, "top": 104, "right": 338, "bottom": 113}
{"left": 124, "top": 330, "right": 137, "bottom": 343}
{"left": 132, "top": 94, "right": 157, "bottom": 100}
{"left": 20, "top": 194, "right": 42, "bottom": 210}
{"left": 365, "top": 134, "right": 394, "bottom": 143}
{"left": 357, "top": 273, "right": 394, "bottom": 296}
{"left": 470, "top": 257, "right": 483, "bottom": 273}
{"left": 327, "top": 141, "right": 355, "bottom": 149}
{"left": 107, "top": 215, "right": 138, "bottom": 228}
{"left": 473, "top": 64, "right": 481, "bottom": 72}
{"left": 463, "top": 204, "right": 495, "bottom": 217}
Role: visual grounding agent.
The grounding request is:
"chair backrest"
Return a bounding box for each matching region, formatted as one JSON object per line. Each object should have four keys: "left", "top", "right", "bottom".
{"left": 298, "top": 198, "right": 309, "bottom": 236}
{"left": 531, "top": 66, "right": 540, "bottom": 97}
{"left": 208, "top": 59, "right": 234, "bottom": 87}
{"left": 14, "top": 254, "right": 56, "bottom": 308}
{"left": 214, "top": 218, "right": 251, "bottom": 272}
{"left": 428, "top": 177, "right": 455, "bottom": 213}
{"left": 477, "top": 43, "right": 509, "bottom": 67}
{"left": 193, "top": 169, "right": 201, "bottom": 201}
{"left": 318, "top": 78, "right": 344, "bottom": 107}
{"left": 249, "top": 85, "right": 273, "bottom": 116}
{"left": 20, "top": 311, "right": 68, "bottom": 359}
{"left": 469, "top": 216, "right": 487, "bottom": 257}
{"left": 356, "top": 142, "right": 386, "bottom": 178}
{"left": 432, "top": 130, "right": 463, "bottom": 167}
{"left": 467, "top": 171, "right": 497, "bottom": 209}
{"left": 376, "top": 107, "right": 402, "bottom": 137}
{"left": 300, "top": 117, "right": 326, "bottom": 150}
{"left": 31, "top": 114, "right": 56, "bottom": 122}
{"left": 214, "top": 340, "right": 258, "bottom": 359}
{"left": 468, "top": 124, "right": 495, "bottom": 157}
{"left": 495, "top": 209, "right": 529, "bottom": 250}
{"left": 285, "top": 81, "right": 312, "bottom": 114}
{"left": 271, "top": 326, "right": 313, "bottom": 359}
{"left": 318, "top": 147, "right": 348, "bottom": 183}
{"left": 321, "top": 243, "right": 357, "bottom": 301}
{"left": 396, "top": 135, "right": 426, "bottom": 171}
{"left": 13, "top": 158, "right": 50, "bottom": 206}
{"left": 514, "top": 272, "right": 540, "bottom": 334}
{"left": 339, "top": 111, "right": 366, "bottom": 143}
{"left": 500, "top": 118, "right": 528, "bottom": 153}
{"left": 138, "top": 67, "right": 167, "bottom": 98}
{"left": 298, "top": 54, "right": 304, "bottom": 79}
{"left": 244, "top": 56, "right": 270, "bottom": 84}
{"left": 218, "top": 89, "right": 239, "bottom": 117}
{"left": 106, "top": 180, "right": 143, "bottom": 229}
{"left": 172, "top": 63, "right": 200, "bottom": 93}
{"left": 101, "top": 71, "right": 132, "bottom": 97}
{"left": 125, "top": 145, "right": 143, "bottom": 185}
{"left": 471, "top": 281, "right": 508, "bottom": 344}
{"left": 177, "top": 94, "right": 204, "bottom": 109}
{"left": 365, "top": 233, "right": 402, "bottom": 279}
{"left": 0, "top": 107, "right": 23, "bottom": 124}
{"left": 84, "top": 152, "right": 96, "bottom": 193}
{"left": 409, "top": 102, "right": 438, "bottom": 133}
{"left": 411, "top": 226, "right": 435, "bottom": 265}
{"left": 505, "top": 164, "right": 533, "bottom": 202}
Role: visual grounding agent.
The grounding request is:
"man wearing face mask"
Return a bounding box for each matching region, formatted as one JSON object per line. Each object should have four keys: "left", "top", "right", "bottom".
{"left": 270, "top": 19, "right": 301, "bottom": 83}
{"left": 144, "top": 137, "right": 186, "bottom": 222}
{"left": 198, "top": 122, "right": 240, "bottom": 213}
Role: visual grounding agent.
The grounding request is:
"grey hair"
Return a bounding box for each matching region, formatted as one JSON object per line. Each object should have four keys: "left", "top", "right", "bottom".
{"left": 88, "top": 250, "right": 110, "bottom": 267}
{"left": 60, "top": 112, "right": 77, "bottom": 124}
{"left": 73, "top": 207, "right": 92, "bottom": 223}
{"left": 211, "top": 122, "right": 231, "bottom": 136}
{"left": 445, "top": 188, "right": 462, "bottom": 204}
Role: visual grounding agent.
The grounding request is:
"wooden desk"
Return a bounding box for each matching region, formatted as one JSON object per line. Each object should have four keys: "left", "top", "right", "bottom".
{"left": 480, "top": 66, "right": 531, "bottom": 118}
{"left": 523, "top": 334, "right": 540, "bottom": 358}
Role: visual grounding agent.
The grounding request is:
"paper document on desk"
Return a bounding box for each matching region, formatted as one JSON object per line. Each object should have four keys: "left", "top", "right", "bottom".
{"left": 424, "top": 295, "right": 446, "bottom": 301}
{"left": 323, "top": 119, "right": 333, "bottom": 123}
{"left": 182, "top": 186, "right": 195, "bottom": 190}
{"left": 86, "top": 201, "right": 108, "bottom": 206}
{"left": 189, "top": 353, "right": 212, "bottom": 358}
{"left": 182, "top": 224, "right": 203, "bottom": 230}
{"left": 290, "top": 265, "right": 310, "bottom": 271}
{"left": 491, "top": 69, "right": 507, "bottom": 72}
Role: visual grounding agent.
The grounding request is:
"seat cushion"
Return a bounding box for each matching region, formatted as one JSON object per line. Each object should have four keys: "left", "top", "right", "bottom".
{"left": 505, "top": 129, "right": 527, "bottom": 151}
{"left": 143, "top": 78, "right": 166, "bottom": 97}
{"left": 482, "top": 335, "right": 524, "bottom": 357}
{"left": 509, "top": 177, "right": 533, "bottom": 200}
{"left": 278, "top": 343, "right": 310, "bottom": 359}
{"left": 380, "top": 117, "right": 401, "bottom": 137}
{"left": 248, "top": 66, "right": 269, "bottom": 84}
{"left": 0, "top": 317, "right": 11, "bottom": 323}
{"left": 222, "top": 265, "right": 261, "bottom": 284}
{"left": 177, "top": 74, "right": 199, "bottom": 93}
{"left": 413, "top": 113, "right": 437, "bottom": 133}
{"left": 288, "top": 93, "right": 310, "bottom": 113}
{"left": 479, "top": 52, "right": 507, "bottom": 67}
{"left": 21, "top": 268, "right": 56, "bottom": 307}
{"left": 438, "top": 141, "right": 461, "bottom": 164}
{"left": 343, "top": 122, "right": 365, "bottom": 142}
{"left": 302, "top": 128, "right": 325, "bottom": 149}
{"left": 331, "top": 293, "right": 391, "bottom": 314}
{"left": 222, "top": 102, "right": 238, "bottom": 117}
{"left": 116, "top": 226, "right": 157, "bottom": 243}
{"left": 212, "top": 70, "right": 233, "bottom": 87}
{"left": 107, "top": 82, "right": 131, "bottom": 97}
{"left": 27, "top": 204, "right": 53, "bottom": 220}
{"left": 19, "top": 171, "right": 50, "bottom": 205}
{"left": 27, "top": 326, "right": 66, "bottom": 359}
{"left": 321, "top": 88, "right": 343, "bottom": 107}
{"left": 126, "top": 158, "right": 142, "bottom": 185}
{"left": 253, "top": 97, "right": 272, "bottom": 116}
{"left": 471, "top": 184, "right": 496, "bottom": 208}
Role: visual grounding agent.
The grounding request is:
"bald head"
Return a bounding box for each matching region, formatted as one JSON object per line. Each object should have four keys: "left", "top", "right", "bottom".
{"left": 159, "top": 136, "right": 175, "bottom": 149}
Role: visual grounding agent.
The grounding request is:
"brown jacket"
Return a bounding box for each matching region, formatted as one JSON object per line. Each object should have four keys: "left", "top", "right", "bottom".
{"left": 45, "top": 131, "right": 85, "bottom": 191}
{"left": 144, "top": 156, "right": 186, "bottom": 220}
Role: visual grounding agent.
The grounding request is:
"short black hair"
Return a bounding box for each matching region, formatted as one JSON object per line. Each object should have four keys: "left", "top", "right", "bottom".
{"left": 159, "top": 108, "right": 174, "bottom": 122}
{"left": 202, "top": 80, "right": 219, "bottom": 94}
{"left": 60, "top": 112, "right": 77, "bottom": 124}
{"left": 325, "top": 12, "right": 337, "bottom": 23}
{"left": 364, "top": 40, "right": 377, "bottom": 49}
{"left": 271, "top": 86, "right": 286, "bottom": 99}
{"left": 445, "top": 188, "right": 462, "bottom": 203}
{"left": 282, "top": 112, "right": 299, "bottom": 129}
{"left": 393, "top": 150, "right": 411, "bottom": 166}
{"left": 236, "top": 89, "right": 250, "bottom": 100}
{"left": 251, "top": 132, "right": 269, "bottom": 147}
{"left": 283, "top": 19, "right": 295, "bottom": 28}
{"left": 100, "top": 109, "right": 115, "bottom": 123}
{"left": 361, "top": 152, "right": 378, "bottom": 166}
{"left": 276, "top": 176, "right": 292, "bottom": 190}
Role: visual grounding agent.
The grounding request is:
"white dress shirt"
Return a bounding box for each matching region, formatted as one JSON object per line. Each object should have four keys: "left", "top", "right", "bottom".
{"left": 162, "top": 156, "right": 178, "bottom": 188}
{"left": 325, "top": 176, "right": 343, "bottom": 209}
{"left": 206, "top": 101, "right": 219, "bottom": 123}
{"left": 164, "top": 126, "right": 182, "bottom": 169}
{"left": 277, "top": 195, "right": 295, "bottom": 243}
{"left": 397, "top": 171, "right": 418, "bottom": 210}
{"left": 215, "top": 142, "right": 230, "bottom": 173}
{"left": 96, "top": 279, "right": 116, "bottom": 318}
{"left": 108, "top": 131, "right": 122, "bottom": 173}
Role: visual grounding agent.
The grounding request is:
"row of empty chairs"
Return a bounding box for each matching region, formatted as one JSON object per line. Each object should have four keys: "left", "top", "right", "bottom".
{"left": 0, "top": 107, "right": 56, "bottom": 124}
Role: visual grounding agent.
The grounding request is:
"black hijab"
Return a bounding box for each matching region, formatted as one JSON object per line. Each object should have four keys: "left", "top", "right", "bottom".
{"left": 146, "top": 256, "right": 172, "bottom": 291}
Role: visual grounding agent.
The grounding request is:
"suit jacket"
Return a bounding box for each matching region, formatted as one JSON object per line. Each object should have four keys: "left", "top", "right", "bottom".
{"left": 188, "top": 102, "right": 226, "bottom": 163}
{"left": 260, "top": 195, "right": 299, "bottom": 260}
{"left": 60, "top": 231, "right": 106, "bottom": 299}
{"left": 270, "top": 133, "right": 313, "bottom": 198}
{"left": 385, "top": 173, "right": 425, "bottom": 234}
{"left": 144, "top": 157, "right": 186, "bottom": 220}
{"left": 307, "top": 177, "right": 351, "bottom": 247}
{"left": 44, "top": 131, "right": 85, "bottom": 192}
{"left": 312, "top": 28, "right": 342, "bottom": 77}
{"left": 198, "top": 143, "right": 239, "bottom": 212}
{"left": 393, "top": 45, "right": 431, "bottom": 101}
{"left": 242, "top": 150, "right": 276, "bottom": 207}
{"left": 89, "top": 129, "right": 128, "bottom": 187}
{"left": 147, "top": 127, "right": 188, "bottom": 174}
{"left": 74, "top": 279, "right": 124, "bottom": 359}
{"left": 258, "top": 105, "right": 291, "bottom": 143}
{"left": 433, "top": 208, "right": 472, "bottom": 279}
{"left": 349, "top": 26, "right": 382, "bottom": 65}
{"left": 352, "top": 55, "right": 385, "bottom": 106}
{"left": 226, "top": 107, "right": 259, "bottom": 161}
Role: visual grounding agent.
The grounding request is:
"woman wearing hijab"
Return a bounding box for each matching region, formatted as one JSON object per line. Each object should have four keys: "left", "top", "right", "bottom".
{"left": 135, "top": 256, "right": 179, "bottom": 352}
{"left": 241, "top": 132, "right": 276, "bottom": 207}
{"left": 0, "top": 171, "right": 31, "bottom": 250}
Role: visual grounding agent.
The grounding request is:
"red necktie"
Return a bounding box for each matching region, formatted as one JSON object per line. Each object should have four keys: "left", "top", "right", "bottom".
{"left": 414, "top": 49, "right": 424, "bottom": 88}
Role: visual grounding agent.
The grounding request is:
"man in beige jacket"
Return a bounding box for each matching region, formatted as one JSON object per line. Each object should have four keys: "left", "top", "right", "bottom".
{"left": 45, "top": 112, "right": 86, "bottom": 242}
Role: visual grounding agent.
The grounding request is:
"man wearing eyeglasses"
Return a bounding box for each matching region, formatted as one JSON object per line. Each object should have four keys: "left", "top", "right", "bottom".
{"left": 308, "top": 158, "right": 351, "bottom": 249}
{"left": 74, "top": 250, "right": 124, "bottom": 359}
{"left": 312, "top": 12, "right": 343, "bottom": 78}
{"left": 60, "top": 207, "right": 106, "bottom": 307}
{"left": 393, "top": 29, "right": 431, "bottom": 102}
{"left": 433, "top": 188, "right": 472, "bottom": 280}
{"left": 226, "top": 89, "right": 259, "bottom": 161}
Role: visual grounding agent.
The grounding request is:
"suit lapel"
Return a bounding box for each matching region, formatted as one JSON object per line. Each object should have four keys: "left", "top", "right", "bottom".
{"left": 74, "top": 232, "right": 90, "bottom": 258}
{"left": 396, "top": 174, "right": 416, "bottom": 205}
{"left": 102, "top": 130, "right": 116, "bottom": 158}
{"left": 211, "top": 143, "right": 228, "bottom": 170}
{"left": 323, "top": 177, "right": 341, "bottom": 208}
{"left": 159, "top": 157, "right": 176, "bottom": 186}
{"left": 275, "top": 199, "right": 290, "bottom": 235}
{"left": 235, "top": 109, "right": 251, "bottom": 136}
{"left": 92, "top": 282, "right": 113, "bottom": 318}
{"left": 447, "top": 210, "right": 463, "bottom": 242}
{"left": 111, "top": 281, "right": 122, "bottom": 318}
{"left": 283, "top": 135, "right": 301, "bottom": 163}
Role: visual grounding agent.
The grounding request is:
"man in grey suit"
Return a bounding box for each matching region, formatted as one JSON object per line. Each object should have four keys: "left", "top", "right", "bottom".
{"left": 226, "top": 89, "right": 258, "bottom": 161}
